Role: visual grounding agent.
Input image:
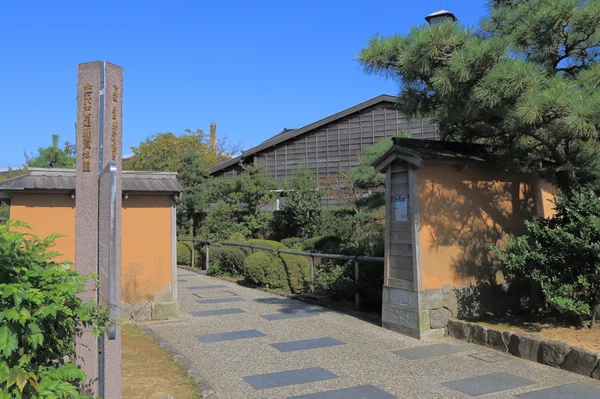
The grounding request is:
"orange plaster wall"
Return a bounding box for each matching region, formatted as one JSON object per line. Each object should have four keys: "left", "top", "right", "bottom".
{"left": 417, "top": 163, "right": 537, "bottom": 290}
{"left": 9, "top": 193, "right": 76, "bottom": 265}
{"left": 9, "top": 192, "right": 174, "bottom": 305}
{"left": 539, "top": 179, "right": 558, "bottom": 218}
{"left": 121, "top": 195, "right": 173, "bottom": 305}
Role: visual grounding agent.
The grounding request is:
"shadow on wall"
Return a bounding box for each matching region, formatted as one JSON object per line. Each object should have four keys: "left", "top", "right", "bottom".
{"left": 418, "top": 168, "right": 540, "bottom": 318}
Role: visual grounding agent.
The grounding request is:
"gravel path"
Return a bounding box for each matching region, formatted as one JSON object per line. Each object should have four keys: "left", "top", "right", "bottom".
{"left": 143, "top": 269, "right": 600, "bottom": 398}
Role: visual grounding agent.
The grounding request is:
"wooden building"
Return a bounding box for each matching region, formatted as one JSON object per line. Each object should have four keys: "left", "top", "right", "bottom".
{"left": 209, "top": 95, "right": 438, "bottom": 205}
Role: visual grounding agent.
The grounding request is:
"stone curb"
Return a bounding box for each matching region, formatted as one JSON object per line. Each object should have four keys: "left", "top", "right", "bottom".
{"left": 177, "top": 266, "right": 382, "bottom": 326}
{"left": 447, "top": 319, "right": 600, "bottom": 380}
{"left": 138, "top": 323, "right": 218, "bottom": 399}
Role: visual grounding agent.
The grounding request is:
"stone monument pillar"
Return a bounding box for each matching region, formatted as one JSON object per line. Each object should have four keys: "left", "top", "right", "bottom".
{"left": 75, "top": 61, "right": 123, "bottom": 398}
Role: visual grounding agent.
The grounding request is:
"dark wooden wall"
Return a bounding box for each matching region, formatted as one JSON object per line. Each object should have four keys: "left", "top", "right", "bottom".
{"left": 212, "top": 101, "right": 437, "bottom": 206}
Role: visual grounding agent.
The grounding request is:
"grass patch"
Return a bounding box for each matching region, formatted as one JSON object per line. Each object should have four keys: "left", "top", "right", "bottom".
{"left": 122, "top": 324, "right": 201, "bottom": 399}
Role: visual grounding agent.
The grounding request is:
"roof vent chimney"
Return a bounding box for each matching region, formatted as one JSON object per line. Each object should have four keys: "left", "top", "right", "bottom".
{"left": 425, "top": 8, "right": 457, "bottom": 25}
{"left": 209, "top": 123, "right": 217, "bottom": 154}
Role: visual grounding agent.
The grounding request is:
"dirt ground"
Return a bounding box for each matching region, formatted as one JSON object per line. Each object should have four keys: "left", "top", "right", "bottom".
{"left": 477, "top": 317, "right": 600, "bottom": 353}
{"left": 122, "top": 324, "right": 201, "bottom": 399}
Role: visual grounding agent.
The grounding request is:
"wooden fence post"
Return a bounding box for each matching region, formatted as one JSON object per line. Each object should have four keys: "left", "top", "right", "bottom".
{"left": 191, "top": 243, "right": 195, "bottom": 269}
{"left": 205, "top": 244, "right": 210, "bottom": 270}
{"left": 355, "top": 260, "right": 360, "bottom": 311}
{"left": 310, "top": 256, "right": 315, "bottom": 293}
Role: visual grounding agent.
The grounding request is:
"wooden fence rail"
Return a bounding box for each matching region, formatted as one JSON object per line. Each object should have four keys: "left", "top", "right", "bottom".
{"left": 177, "top": 237, "right": 384, "bottom": 311}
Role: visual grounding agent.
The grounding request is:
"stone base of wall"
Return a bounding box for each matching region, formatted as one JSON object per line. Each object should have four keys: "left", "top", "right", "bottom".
{"left": 447, "top": 319, "right": 600, "bottom": 380}
{"left": 121, "top": 300, "right": 179, "bottom": 321}
{"left": 381, "top": 285, "right": 457, "bottom": 339}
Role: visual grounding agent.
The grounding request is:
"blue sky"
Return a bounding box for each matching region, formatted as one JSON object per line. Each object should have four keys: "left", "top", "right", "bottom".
{"left": 0, "top": 0, "right": 487, "bottom": 169}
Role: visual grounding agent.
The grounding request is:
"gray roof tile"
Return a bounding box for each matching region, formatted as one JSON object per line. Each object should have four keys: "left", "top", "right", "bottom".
{"left": 0, "top": 168, "right": 182, "bottom": 194}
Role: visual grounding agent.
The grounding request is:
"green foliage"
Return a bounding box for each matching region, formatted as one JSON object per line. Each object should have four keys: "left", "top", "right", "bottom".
{"left": 314, "top": 261, "right": 355, "bottom": 301}
{"left": 243, "top": 251, "right": 310, "bottom": 293}
{"left": 0, "top": 201, "right": 9, "bottom": 222}
{"left": 177, "top": 241, "right": 192, "bottom": 266}
{"left": 281, "top": 237, "right": 303, "bottom": 250}
{"left": 278, "top": 169, "right": 324, "bottom": 239}
{"left": 124, "top": 129, "right": 239, "bottom": 172}
{"left": 246, "top": 239, "right": 288, "bottom": 250}
{"left": 302, "top": 236, "right": 342, "bottom": 253}
{"left": 320, "top": 208, "right": 355, "bottom": 243}
{"left": 0, "top": 168, "right": 27, "bottom": 182}
{"left": 207, "top": 246, "right": 247, "bottom": 276}
{"left": 202, "top": 166, "right": 277, "bottom": 238}
{"left": 359, "top": 1, "right": 600, "bottom": 191}
{"left": 497, "top": 191, "right": 600, "bottom": 327}
{"left": 0, "top": 221, "right": 109, "bottom": 397}
{"left": 177, "top": 153, "right": 211, "bottom": 236}
{"left": 25, "top": 134, "right": 75, "bottom": 169}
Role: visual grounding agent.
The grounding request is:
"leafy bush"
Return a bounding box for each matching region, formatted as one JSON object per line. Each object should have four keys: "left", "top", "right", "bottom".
{"left": 302, "top": 236, "right": 342, "bottom": 253}
{"left": 207, "top": 246, "right": 247, "bottom": 276}
{"left": 281, "top": 237, "right": 303, "bottom": 250}
{"left": 243, "top": 251, "right": 310, "bottom": 293}
{"left": 247, "top": 239, "right": 288, "bottom": 250}
{"left": 497, "top": 191, "right": 600, "bottom": 327}
{"left": 0, "top": 221, "right": 109, "bottom": 398}
{"left": 177, "top": 241, "right": 192, "bottom": 266}
{"left": 314, "top": 261, "right": 354, "bottom": 300}
{"left": 320, "top": 208, "right": 355, "bottom": 242}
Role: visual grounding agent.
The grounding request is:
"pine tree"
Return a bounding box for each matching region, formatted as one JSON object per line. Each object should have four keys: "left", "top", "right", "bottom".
{"left": 26, "top": 135, "right": 75, "bottom": 169}
{"left": 359, "top": 0, "right": 600, "bottom": 192}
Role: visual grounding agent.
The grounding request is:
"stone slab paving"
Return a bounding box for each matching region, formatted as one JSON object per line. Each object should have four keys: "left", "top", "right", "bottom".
{"left": 287, "top": 384, "right": 397, "bottom": 399}
{"left": 393, "top": 343, "right": 466, "bottom": 360}
{"left": 261, "top": 311, "right": 321, "bottom": 321}
{"left": 187, "top": 284, "right": 230, "bottom": 290}
{"left": 516, "top": 382, "right": 600, "bottom": 399}
{"left": 271, "top": 337, "right": 344, "bottom": 352}
{"left": 142, "top": 269, "right": 600, "bottom": 398}
{"left": 196, "top": 297, "right": 245, "bottom": 304}
{"left": 198, "top": 329, "right": 266, "bottom": 343}
{"left": 243, "top": 367, "right": 338, "bottom": 389}
{"left": 440, "top": 372, "right": 535, "bottom": 396}
{"left": 189, "top": 308, "right": 245, "bottom": 317}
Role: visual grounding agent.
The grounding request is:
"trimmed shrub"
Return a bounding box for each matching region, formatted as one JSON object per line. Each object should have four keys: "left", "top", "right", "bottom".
{"left": 247, "top": 239, "right": 288, "bottom": 250}
{"left": 302, "top": 236, "right": 342, "bottom": 252}
{"left": 243, "top": 251, "right": 310, "bottom": 293}
{"left": 207, "top": 245, "right": 247, "bottom": 276}
{"left": 281, "top": 237, "right": 303, "bottom": 250}
{"left": 314, "top": 260, "right": 354, "bottom": 301}
{"left": 177, "top": 241, "right": 192, "bottom": 266}
{"left": 302, "top": 236, "right": 323, "bottom": 252}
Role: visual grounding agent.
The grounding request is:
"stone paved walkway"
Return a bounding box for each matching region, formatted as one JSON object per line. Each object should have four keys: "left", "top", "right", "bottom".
{"left": 144, "top": 269, "right": 600, "bottom": 398}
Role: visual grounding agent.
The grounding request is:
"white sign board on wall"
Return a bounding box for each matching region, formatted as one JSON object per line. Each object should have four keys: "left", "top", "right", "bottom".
{"left": 395, "top": 196, "right": 408, "bottom": 222}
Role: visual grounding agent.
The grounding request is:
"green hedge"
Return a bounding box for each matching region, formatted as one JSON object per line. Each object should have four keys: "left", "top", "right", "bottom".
{"left": 281, "top": 237, "right": 303, "bottom": 249}
{"left": 246, "top": 239, "right": 288, "bottom": 250}
{"left": 177, "top": 242, "right": 193, "bottom": 266}
{"left": 207, "top": 245, "right": 247, "bottom": 276}
{"left": 243, "top": 251, "right": 310, "bottom": 293}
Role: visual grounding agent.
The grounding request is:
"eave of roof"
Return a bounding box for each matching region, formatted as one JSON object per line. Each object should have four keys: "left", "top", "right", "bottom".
{"left": 372, "top": 138, "right": 490, "bottom": 173}
{"left": 208, "top": 94, "right": 398, "bottom": 174}
{"left": 0, "top": 168, "right": 183, "bottom": 193}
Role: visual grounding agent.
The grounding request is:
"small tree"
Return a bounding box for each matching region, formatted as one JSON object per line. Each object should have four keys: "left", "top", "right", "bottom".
{"left": 359, "top": 0, "right": 600, "bottom": 192}
{"left": 0, "top": 221, "right": 109, "bottom": 397}
{"left": 125, "top": 129, "right": 240, "bottom": 172}
{"left": 25, "top": 135, "right": 75, "bottom": 169}
{"left": 497, "top": 191, "right": 600, "bottom": 328}
{"left": 203, "top": 166, "right": 277, "bottom": 238}
{"left": 280, "top": 169, "right": 323, "bottom": 238}
{"left": 177, "top": 153, "right": 211, "bottom": 236}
